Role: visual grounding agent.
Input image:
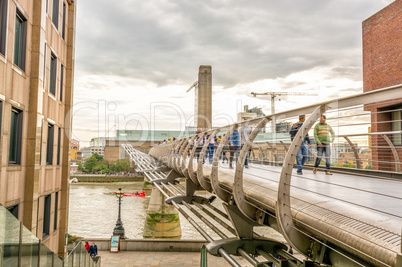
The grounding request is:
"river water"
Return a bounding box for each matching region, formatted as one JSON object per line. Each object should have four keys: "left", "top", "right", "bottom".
{"left": 68, "top": 182, "right": 204, "bottom": 239}
{"left": 68, "top": 182, "right": 286, "bottom": 242}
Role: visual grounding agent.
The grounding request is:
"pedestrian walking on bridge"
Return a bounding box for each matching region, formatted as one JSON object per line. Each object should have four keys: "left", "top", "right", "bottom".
{"left": 228, "top": 124, "right": 240, "bottom": 169}
{"left": 290, "top": 115, "right": 311, "bottom": 175}
{"left": 313, "top": 115, "right": 335, "bottom": 175}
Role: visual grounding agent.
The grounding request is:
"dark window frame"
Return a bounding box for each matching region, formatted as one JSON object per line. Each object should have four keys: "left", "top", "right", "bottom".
{"left": 62, "top": 2, "right": 66, "bottom": 39}
{"left": 14, "top": 8, "right": 27, "bottom": 71}
{"left": 43, "top": 43, "right": 47, "bottom": 88}
{"left": 7, "top": 204, "right": 19, "bottom": 219}
{"left": 43, "top": 194, "right": 51, "bottom": 238}
{"left": 49, "top": 53, "right": 57, "bottom": 96}
{"left": 0, "top": 101, "right": 3, "bottom": 140}
{"left": 57, "top": 127, "right": 61, "bottom": 165}
{"left": 59, "top": 64, "right": 63, "bottom": 101}
{"left": 9, "top": 107, "right": 23, "bottom": 165}
{"left": 39, "top": 118, "right": 43, "bottom": 164}
{"left": 52, "top": 0, "right": 59, "bottom": 29}
{"left": 0, "top": 0, "right": 8, "bottom": 56}
{"left": 391, "top": 107, "right": 402, "bottom": 146}
{"left": 54, "top": 192, "right": 58, "bottom": 230}
{"left": 46, "top": 123, "right": 54, "bottom": 165}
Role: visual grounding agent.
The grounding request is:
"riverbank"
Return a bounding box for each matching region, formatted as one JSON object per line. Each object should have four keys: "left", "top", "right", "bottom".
{"left": 70, "top": 175, "right": 144, "bottom": 183}
{"left": 85, "top": 238, "right": 206, "bottom": 252}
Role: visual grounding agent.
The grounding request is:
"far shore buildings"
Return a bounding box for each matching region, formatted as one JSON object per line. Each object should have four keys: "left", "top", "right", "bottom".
{"left": 362, "top": 0, "right": 402, "bottom": 172}
{"left": 0, "top": 0, "right": 76, "bottom": 258}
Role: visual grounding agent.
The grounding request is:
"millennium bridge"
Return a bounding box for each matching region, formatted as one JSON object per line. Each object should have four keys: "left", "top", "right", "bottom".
{"left": 123, "top": 85, "right": 402, "bottom": 267}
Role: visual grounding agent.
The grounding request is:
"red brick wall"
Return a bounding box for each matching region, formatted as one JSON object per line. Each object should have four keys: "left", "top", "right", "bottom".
{"left": 363, "top": 0, "right": 402, "bottom": 172}
{"left": 363, "top": 0, "right": 402, "bottom": 92}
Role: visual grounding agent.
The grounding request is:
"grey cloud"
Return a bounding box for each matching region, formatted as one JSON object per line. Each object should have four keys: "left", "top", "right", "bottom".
{"left": 75, "top": 0, "right": 393, "bottom": 88}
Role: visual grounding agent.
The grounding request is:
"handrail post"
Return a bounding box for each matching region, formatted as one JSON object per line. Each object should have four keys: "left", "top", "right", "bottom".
{"left": 381, "top": 134, "right": 401, "bottom": 172}
{"left": 18, "top": 221, "right": 22, "bottom": 267}
{"left": 344, "top": 136, "right": 362, "bottom": 169}
{"left": 38, "top": 240, "right": 41, "bottom": 267}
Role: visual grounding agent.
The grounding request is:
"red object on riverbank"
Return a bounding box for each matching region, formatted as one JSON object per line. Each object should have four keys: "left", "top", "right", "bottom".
{"left": 114, "top": 191, "right": 146, "bottom": 197}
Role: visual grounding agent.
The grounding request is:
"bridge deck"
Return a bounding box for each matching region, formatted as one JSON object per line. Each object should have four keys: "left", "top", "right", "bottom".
{"left": 182, "top": 159, "right": 402, "bottom": 266}
{"left": 131, "top": 147, "right": 402, "bottom": 266}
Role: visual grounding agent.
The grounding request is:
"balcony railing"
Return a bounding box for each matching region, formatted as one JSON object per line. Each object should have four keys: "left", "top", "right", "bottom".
{"left": 0, "top": 204, "right": 99, "bottom": 267}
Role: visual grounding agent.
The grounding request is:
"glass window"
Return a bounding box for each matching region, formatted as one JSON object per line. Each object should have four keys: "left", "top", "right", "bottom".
{"left": 9, "top": 108, "right": 23, "bottom": 164}
{"left": 392, "top": 109, "right": 402, "bottom": 146}
{"left": 46, "top": 123, "right": 54, "bottom": 165}
{"left": 62, "top": 2, "right": 66, "bottom": 39}
{"left": 52, "top": 0, "right": 59, "bottom": 28}
{"left": 0, "top": 101, "right": 2, "bottom": 138}
{"left": 49, "top": 53, "right": 57, "bottom": 96}
{"left": 7, "top": 204, "right": 18, "bottom": 219}
{"left": 14, "top": 9, "right": 27, "bottom": 71}
{"left": 54, "top": 192, "right": 58, "bottom": 230}
{"left": 43, "top": 194, "right": 51, "bottom": 238}
{"left": 43, "top": 43, "right": 46, "bottom": 88}
{"left": 57, "top": 127, "right": 61, "bottom": 165}
{"left": 0, "top": 0, "right": 8, "bottom": 56}
{"left": 39, "top": 119, "right": 43, "bottom": 164}
{"left": 59, "top": 64, "right": 63, "bottom": 101}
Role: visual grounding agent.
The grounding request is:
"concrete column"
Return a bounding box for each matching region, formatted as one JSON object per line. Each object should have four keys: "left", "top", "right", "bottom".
{"left": 197, "top": 66, "right": 212, "bottom": 130}
{"left": 143, "top": 186, "right": 181, "bottom": 238}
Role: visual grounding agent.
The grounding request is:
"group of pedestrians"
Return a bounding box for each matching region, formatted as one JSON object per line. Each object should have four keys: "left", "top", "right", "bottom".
{"left": 157, "top": 114, "right": 335, "bottom": 175}
{"left": 291, "top": 114, "right": 335, "bottom": 175}
{"left": 192, "top": 118, "right": 253, "bottom": 169}
{"left": 84, "top": 241, "right": 98, "bottom": 261}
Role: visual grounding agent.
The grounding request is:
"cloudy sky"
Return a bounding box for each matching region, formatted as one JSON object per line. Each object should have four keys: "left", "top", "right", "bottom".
{"left": 72, "top": 0, "right": 394, "bottom": 145}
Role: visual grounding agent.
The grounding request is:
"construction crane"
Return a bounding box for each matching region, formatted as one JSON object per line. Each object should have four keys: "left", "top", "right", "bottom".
{"left": 186, "top": 81, "right": 199, "bottom": 127}
{"left": 251, "top": 91, "right": 318, "bottom": 132}
{"left": 105, "top": 124, "right": 116, "bottom": 137}
{"left": 186, "top": 81, "right": 198, "bottom": 93}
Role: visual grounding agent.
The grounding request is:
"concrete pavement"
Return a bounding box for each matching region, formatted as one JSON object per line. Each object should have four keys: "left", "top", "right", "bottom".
{"left": 98, "top": 250, "right": 256, "bottom": 266}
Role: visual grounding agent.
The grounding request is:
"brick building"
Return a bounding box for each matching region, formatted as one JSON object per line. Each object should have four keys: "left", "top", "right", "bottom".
{"left": 0, "top": 0, "right": 76, "bottom": 257}
{"left": 363, "top": 0, "right": 402, "bottom": 172}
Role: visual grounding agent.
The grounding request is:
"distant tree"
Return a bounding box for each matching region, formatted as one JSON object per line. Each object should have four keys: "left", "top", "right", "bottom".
{"left": 78, "top": 162, "right": 88, "bottom": 173}
{"left": 93, "top": 164, "right": 109, "bottom": 174}
{"left": 115, "top": 160, "right": 130, "bottom": 172}
{"left": 84, "top": 155, "right": 98, "bottom": 172}
{"left": 365, "top": 164, "right": 372, "bottom": 170}
{"left": 98, "top": 159, "right": 109, "bottom": 166}
{"left": 92, "top": 153, "right": 104, "bottom": 162}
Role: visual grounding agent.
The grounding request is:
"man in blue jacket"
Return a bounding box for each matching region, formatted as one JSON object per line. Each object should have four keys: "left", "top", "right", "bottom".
{"left": 290, "top": 115, "right": 311, "bottom": 175}
{"left": 228, "top": 124, "right": 240, "bottom": 169}
{"left": 88, "top": 242, "right": 98, "bottom": 260}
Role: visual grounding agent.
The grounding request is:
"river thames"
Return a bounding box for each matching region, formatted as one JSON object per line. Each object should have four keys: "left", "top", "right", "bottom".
{"left": 68, "top": 182, "right": 286, "bottom": 242}
{"left": 68, "top": 182, "right": 206, "bottom": 239}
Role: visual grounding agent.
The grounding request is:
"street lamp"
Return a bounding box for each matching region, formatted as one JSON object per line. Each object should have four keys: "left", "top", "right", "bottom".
{"left": 113, "top": 188, "right": 125, "bottom": 239}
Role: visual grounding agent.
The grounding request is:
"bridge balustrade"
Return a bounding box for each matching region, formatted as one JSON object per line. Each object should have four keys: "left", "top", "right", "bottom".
{"left": 124, "top": 84, "right": 402, "bottom": 267}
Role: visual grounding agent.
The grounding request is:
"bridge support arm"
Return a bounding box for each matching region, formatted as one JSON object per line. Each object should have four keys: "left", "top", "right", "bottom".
{"left": 210, "top": 126, "right": 235, "bottom": 202}
{"left": 150, "top": 169, "right": 181, "bottom": 185}
{"left": 276, "top": 105, "right": 325, "bottom": 261}
{"left": 233, "top": 118, "right": 269, "bottom": 221}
